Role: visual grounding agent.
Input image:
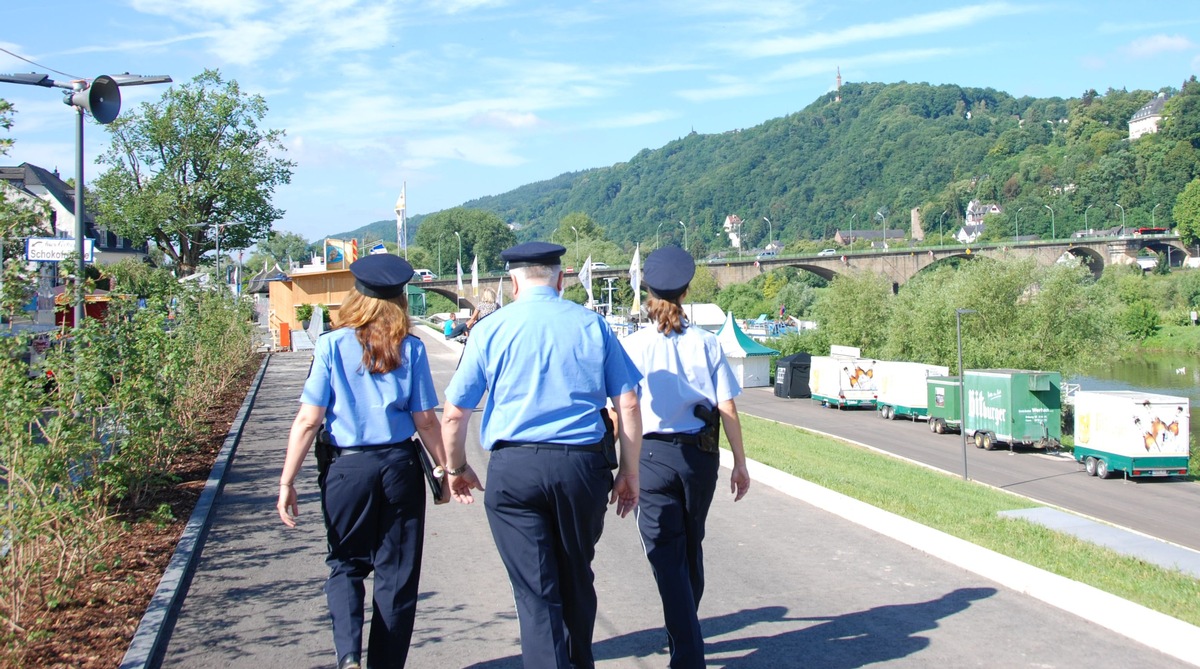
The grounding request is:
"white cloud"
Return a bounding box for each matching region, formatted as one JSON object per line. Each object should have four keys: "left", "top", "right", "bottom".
{"left": 589, "top": 110, "right": 678, "bottom": 129}
{"left": 1122, "top": 34, "right": 1197, "bottom": 58}
{"left": 470, "top": 110, "right": 543, "bottom": 129}
{"left": 404, "top": 133, "right": 525, "bottom": 168}
{"left": 428, "top": 0, "right": 509, "bottom": 15}
{"left": 209, "top": 21, "right": 289, "bottom": 65}
{"left": 678, "top": 80, "right": 764, "bottom": 103}
{"left": 741, "top": 2, "right": 1031, "bottom": 58}
{"left": 1098, "top": 19, "right": 1200, "bottom": 35}
{"left": 130, "top": 0, "right": 268, "bottom": 21}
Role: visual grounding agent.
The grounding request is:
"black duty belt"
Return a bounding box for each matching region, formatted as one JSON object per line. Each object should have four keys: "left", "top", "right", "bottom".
{"left": 335, "top": 438, "right": 416, "bottom": 456}
{"left": 643, "top": 432, "right": 702, "bottom": 446}
{"left": 493, "top": 440, "right": 605, "bottom": 453}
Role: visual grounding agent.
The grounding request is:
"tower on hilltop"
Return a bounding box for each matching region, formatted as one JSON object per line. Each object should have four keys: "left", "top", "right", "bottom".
{"left": 835, "top": 67, "right": 842, "bottom": 102}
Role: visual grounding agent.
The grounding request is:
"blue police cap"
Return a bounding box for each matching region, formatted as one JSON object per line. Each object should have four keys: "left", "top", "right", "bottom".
{"left": 349, "top": 254, "right": 414, "bottom": 299}
{"left": 643, "top": 245, "right": 694, "bottom": 299}
{"left": 501, "top": 241, "right": 567, "bottom": 269}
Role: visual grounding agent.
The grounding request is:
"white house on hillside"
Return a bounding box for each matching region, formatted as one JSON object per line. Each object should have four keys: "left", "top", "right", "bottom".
{"left": 1130, "top": 92, "right": 1168, "bottom": 141}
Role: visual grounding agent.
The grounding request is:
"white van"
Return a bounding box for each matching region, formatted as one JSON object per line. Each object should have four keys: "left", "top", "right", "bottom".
{"left": 414, "top": 269, "right": 437, "bottom": 282}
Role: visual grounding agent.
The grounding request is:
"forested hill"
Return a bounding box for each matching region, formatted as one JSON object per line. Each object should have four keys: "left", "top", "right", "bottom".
{"left": 455, "top": 79, "right": 1198, "bottom": 253}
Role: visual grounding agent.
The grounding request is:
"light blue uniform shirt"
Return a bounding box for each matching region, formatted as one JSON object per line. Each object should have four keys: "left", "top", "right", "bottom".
{"left": 445, "top": 285, "right": 642, "bottom": 450}
{"left": 621, "top": 323, "right": 742, "bottom": 435}
{"left": 301, "top": 329, "right": 438, "bottom": 447}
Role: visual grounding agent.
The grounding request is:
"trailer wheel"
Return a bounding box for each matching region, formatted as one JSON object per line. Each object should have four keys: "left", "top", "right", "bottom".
{"left": 878, "top": 406, "right": 888, "bottom": 419}
{"left": 934, "top": 419, "right": 946, "bottom": 434}
{"left": 973, "top": 432, "right": 985, "bottom": 449}
{"left": 885, "top": 406, "right": 895, "bottom": 420}
{"left": 1084, "top": 457, "right": 1098, "bottom": 477}
{"left": 1095, "top": 458, "right": 1111, "bottom": 479}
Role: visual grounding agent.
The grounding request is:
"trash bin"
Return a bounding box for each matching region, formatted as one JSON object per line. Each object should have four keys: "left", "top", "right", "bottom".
{"left": 774, "top": 352, "right": 811, "bottom": 398}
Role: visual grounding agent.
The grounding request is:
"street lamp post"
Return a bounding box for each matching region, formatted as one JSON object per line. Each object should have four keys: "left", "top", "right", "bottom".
{"left": 454, "top": 231, "right": 462, "bottom": 266}
{"left": 1152, "top": 203, "right": 1162, "bottom": 228}
{"left": 571, "top": 225, "right": 580, "bottom": 267}
{"left": 956, "top": 308, "right": 977, "bottom": 481}
{"left": 1016, "top": 207, "right": 1023, "bottom": 244}
{"left": 849, "top": 213, "right": 857, "bottom": 249}
{"left": 1115, "top": 203, "right": 1125, "bottom": 230}
{"left": 762, "top": 216, "right": 772, "bottom": 252}
{"left": 438, "top": 238, "right": 442, "bottom": 276}
{"left": 1044, "top": 204, "right": 1055, "bottom": 240}
{"left": 656, "top": 221, "right": 666, "bottom": 250}
{"left": 679, "top": 220, "right": 688, "bottom": 253}
{"left": 0, "top": 71, "right": 172, "bottom": 327}
{"left": 1085, "top": 204, "right": 1093, "bottom": 232}
{"left": 939, "top": 210, "right": 948, "bottom": 244}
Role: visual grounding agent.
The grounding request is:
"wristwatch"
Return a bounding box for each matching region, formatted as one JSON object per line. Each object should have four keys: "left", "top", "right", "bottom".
{"left": 445, "top": 463, "right": 469, "bottom": 476}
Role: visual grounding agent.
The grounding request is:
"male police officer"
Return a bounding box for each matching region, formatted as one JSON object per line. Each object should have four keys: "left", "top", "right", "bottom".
{"left": 441, "top": 241, "right": 643, "bottom": 669}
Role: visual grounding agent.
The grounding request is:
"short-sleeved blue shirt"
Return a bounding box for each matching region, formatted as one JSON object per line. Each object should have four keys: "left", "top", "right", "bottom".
{"left": 445, "top": 285, "right": 642, "bottom": 450}
{"left": 301, "top": 329, "right": 438, "bottom": 447}
{"left": 621, "top": 323, "right": 742, "bottom": 435}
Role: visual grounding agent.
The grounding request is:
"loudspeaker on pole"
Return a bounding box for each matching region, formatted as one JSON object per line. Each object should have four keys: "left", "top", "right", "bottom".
{"left": 69, "top": 75, "right": 121, "bottom": 124}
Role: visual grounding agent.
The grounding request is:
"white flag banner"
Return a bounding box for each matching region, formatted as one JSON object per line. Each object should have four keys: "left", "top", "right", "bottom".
{"left": 629, "top": 245, "right": 641, "bottom": 316}
{"left": 471, "top": 255, "right": 479, "bottom": 297}
{"left": 456, "top": 260, "right": 464, "bottom": 295}
{"left": 396, "top": 184, "right": 406, "bottom": 254}
{"left": 497, "top": 277, "right": 505, "bottom": 307}
{"left": 578, "top": 255, "right": 594, "bottom": 307}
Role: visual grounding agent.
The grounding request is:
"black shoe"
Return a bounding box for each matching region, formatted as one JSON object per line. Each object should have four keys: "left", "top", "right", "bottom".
{"left": 337, "top": 653, "right": 361, "bottom": 669}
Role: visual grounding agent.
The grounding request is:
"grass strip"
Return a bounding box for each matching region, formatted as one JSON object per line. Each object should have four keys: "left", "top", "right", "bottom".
{"left": 739, "top": 415, "right": 1200, "bottom": 626}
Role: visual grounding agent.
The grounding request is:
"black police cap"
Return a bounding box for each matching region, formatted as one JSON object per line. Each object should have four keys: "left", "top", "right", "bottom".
{"left": 349, "top": 254, "right": 414, "bottom": 299}
{"left": 643, "top": 245, "right": 695, "bottom": 299}
{"left": 501, "top": 241, "right": 567, "bottom": 269}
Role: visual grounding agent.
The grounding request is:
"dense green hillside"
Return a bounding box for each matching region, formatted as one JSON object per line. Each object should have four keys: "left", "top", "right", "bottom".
{"left": 451, "top": 79, "right": 1198, "bottom": 254}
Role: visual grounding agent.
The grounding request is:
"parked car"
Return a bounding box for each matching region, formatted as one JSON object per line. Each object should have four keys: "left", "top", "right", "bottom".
{"left": 414, "top": 269, "right": 437, "bottom": 281}
{"left": 818, "top": 248, "right": 837, "bottom": 256}
{"left": 589, "top": 262, "right": 611, "bottom": 270}
{"left": 755, "top": 250, "right": 777, "bottom": 260}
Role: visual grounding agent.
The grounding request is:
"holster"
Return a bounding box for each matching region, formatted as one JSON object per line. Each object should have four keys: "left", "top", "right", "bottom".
{"left": 599, "top": 409, "right": 619, "bottom": 470}
{"left": 693, "top": 404, "right": 721, "bottom": 453}
{"left": 314, "top": 427, "right": 335, "bottom": 480}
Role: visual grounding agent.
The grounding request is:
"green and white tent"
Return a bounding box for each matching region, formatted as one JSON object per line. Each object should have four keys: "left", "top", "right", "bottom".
{"left": 716, "top": 311, "right": 780, "bottom": 388}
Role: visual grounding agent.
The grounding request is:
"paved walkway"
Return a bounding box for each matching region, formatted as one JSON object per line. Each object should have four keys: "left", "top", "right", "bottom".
{"left": 161, "top": 329, "right": 1200, "bottom": 668}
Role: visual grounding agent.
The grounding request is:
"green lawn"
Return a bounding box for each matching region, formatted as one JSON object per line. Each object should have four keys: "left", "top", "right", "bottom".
{"left": 738, "top": 415, "right": 1200, "bottom": 626}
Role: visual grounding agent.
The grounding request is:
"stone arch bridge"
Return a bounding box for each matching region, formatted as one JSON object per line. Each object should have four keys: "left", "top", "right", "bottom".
{"left": 415, "top": 235, "right": 1188, "bottom": 306}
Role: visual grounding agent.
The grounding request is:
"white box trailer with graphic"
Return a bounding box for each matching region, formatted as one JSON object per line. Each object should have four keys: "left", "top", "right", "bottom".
{"left": 1073, "top": 390, "right": 1190, "bottom": 479}
{"left": 875, "top": 361, "right": 950, "bottom": 420}
{"left": 809, "top": 345, "right": 879, "bottom": 409}
{"left": 963, "top": 369, "right": 1062, "bottom": 451}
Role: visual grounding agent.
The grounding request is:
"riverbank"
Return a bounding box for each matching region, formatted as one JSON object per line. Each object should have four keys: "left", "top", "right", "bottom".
{"left": 1139, "top": 324, "right": 1200, "bottom": 354}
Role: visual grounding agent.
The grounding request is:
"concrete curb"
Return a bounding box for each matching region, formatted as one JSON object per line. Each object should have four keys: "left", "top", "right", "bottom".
{"left": 119, "top": 354, "right": 272, "bottom": 669}
{"left": 720, "top": 449, "right": 1200, "bottom": 668}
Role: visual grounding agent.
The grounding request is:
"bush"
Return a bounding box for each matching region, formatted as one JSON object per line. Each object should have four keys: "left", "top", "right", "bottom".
{"left": 295, "top": 303, "right": 314, "bottom": 322}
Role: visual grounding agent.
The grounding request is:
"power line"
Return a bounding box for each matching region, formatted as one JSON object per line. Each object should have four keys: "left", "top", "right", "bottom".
{"left": 0, "top": 47, "right": 81, "bottom": 80}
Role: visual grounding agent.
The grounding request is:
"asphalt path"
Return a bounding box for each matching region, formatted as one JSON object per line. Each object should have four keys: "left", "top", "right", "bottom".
{"left": 161, "top": 330, "right": 1200, "bottom": 668}
{"left": 736, "top": 389, "right": 1200, "bottom": 552}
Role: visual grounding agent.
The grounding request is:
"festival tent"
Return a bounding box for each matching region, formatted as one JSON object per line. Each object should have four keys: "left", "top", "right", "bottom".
{"left": 716, "top": 310, "right": 779, "bottom": 388}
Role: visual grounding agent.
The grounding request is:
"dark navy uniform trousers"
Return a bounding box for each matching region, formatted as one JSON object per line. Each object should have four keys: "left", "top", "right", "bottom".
{"left": 484, "top": 444, "right": 613, "bottom": 669}
{"left": 636, "top": 436, "right": 720, "bottom": 669}
{"left": 321, "top": 442, "right": 426, "bottom": 669}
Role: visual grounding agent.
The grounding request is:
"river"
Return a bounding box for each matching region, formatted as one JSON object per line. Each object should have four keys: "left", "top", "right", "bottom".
{"left": 1073, "top": 351, "right": 1200, "bottom": 445}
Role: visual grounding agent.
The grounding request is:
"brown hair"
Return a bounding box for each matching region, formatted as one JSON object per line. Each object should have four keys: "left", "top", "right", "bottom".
{"left": 647, "top": 293, "right": 687, "bottom": 335}
{"left": 336, "top": 288, "right": 411, "bottom": 374}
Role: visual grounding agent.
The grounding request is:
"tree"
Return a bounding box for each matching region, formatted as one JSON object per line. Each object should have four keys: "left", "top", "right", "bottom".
{"left": 0, "top": 100, "right": 51, "bottom": 263}
{"left": 92, "top": 70, "right": 295, "bottom": 275}
{"left": 812, "top": 272, "right": 892, "bottom": 355}
{"left": 246, "top": 230, "right": 312, "bottom": 270}
{"left": 1174, "top": 177, "right": 1200, "bottom": 247}
{"left": 412, "top": 208, "right": 516, "bottom": 273}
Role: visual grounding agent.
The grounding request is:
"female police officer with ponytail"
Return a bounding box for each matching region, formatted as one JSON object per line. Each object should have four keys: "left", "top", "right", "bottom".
{"left": 621, "top": 245, "right": 751, "bottom": 669}
{"left": 278, "top": 254, "right": 447, "bottom": 669}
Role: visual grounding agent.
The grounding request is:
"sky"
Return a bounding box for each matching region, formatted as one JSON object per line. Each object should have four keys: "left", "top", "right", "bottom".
{"left": 2, "top": 1, "right": 1199, "bottom": 244}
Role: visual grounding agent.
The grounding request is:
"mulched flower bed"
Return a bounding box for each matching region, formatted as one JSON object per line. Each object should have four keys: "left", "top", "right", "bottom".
{"left": 5, "top": 356, "right": 263, "bottom": 668}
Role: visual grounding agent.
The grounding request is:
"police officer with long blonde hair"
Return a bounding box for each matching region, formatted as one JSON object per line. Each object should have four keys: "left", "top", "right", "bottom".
{"left": 278, "top": 254, "right": 446, "bottom": 669}
{"left": 621, "top": 245, "right": 751, "bottom": 669}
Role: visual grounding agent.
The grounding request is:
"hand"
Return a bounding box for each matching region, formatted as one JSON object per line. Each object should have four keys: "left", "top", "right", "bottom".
{"left": 278, "top": 484, "right": 299, "bottom": 527}
{"left": 449, "top": 466, "right": 484, "bottom": 504}
{"left": 730, "top": 464, "right": 751, "bottom": 502}
{"left": 609, "top": 471, "right": 638, "bottom": 518}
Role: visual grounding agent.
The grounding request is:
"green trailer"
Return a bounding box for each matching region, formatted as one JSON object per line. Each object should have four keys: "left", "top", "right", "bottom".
{"left": 962, "top": 369, "right": 1061, "bottom": 450}
{"left": 926, "top": 376, "right": 961, "bottom": 434}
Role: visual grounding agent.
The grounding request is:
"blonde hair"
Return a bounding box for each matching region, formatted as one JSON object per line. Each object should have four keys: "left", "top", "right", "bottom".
{"left": 481, "top": 288, "right": 496, "bottom": 302}
{"left": 336, "top": 288, "right": 411, "bottom": 374}
{"left": 647, "top": 293, "right": 687, "bottom": 335}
